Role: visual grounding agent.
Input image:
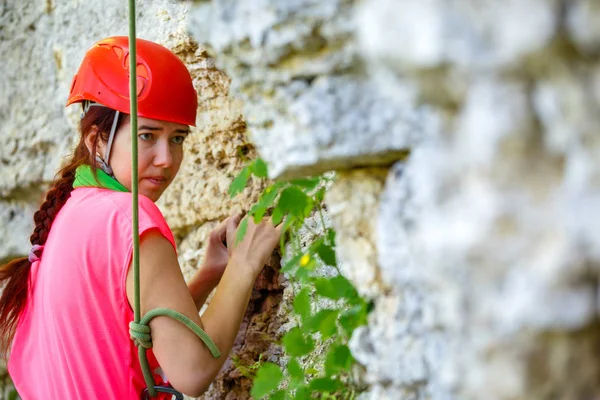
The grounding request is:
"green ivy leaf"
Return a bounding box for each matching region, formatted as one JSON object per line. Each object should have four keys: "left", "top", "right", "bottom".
{"left": 282, "top": 327, "right": 315, "bottom": 357}
{"left": 293, "top": 387, "right": 311, "bottom": 400}
{"left": 315, "top": 241, "right": 336, "bottom": 266}
{"left": 319, "top": 309, "right": 339, "bottom": 339}
{"left": 289, "top": 177, "right": 321, "bottom": 191}
{"left": 252, "top": 206, "right": 267, "bottom": 224}
{"left": 251, "top": 362, "right": 283, "bottom": 399}
{"left": 313, "top": 278, "right": 341, "bottom": 300}
{"left": 330, "top": 275, "right": 359, "bottom": 301}
{"left": 279, "top": 215, "right": 294, "bottom": 254}
{"left": 306, "top": 309, "right": 339, "bottom": 339}
{"left": 324, "top": 344, "right": 353, "bottom": 376}
{"left": 277, "top": 187, "right": 313, "bottom": 219}
{"left": 251, "top": 183, "right": 282, "bottom": 223}
{"left": 339, "top": 303, "right": 368, "bottom": 336}
{"left": 228, "top": 167, "right": 251, "bottom": 198}
{"left": 269, "top": 390, "right": 286, "bottom": 400}
{"left": 287, "top": 358, "right": 305, "bottom": 389}
{"left": 313, "top": 275, "right": 359, "bottom": 301}
{"left": 293, "top": 288, "right": 311, "bottom": 322}
{"left": 307, "top": 377, "right": 343, "bottom": 393}
{"left": 314, "top": 187, "right": 326, "bottom": 203}
{"left": 272, "top": 205, "right": 285, "bottom": 225}
{"left": 236, "top": 218, "right": 249, "bottom": 245}
{"left": 323, "top": 228, "right": 336, "bottom": 246}
{"left": 251, "top": 158, "right": 269, "bottom": 178}
{"left": 295, "top": 266, "right": 311, "bottom": 282}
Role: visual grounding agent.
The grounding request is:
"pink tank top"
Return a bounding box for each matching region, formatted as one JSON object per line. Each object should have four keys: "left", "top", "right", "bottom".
{"left": 9, "top": 187, "right": 176, "bottom": 399}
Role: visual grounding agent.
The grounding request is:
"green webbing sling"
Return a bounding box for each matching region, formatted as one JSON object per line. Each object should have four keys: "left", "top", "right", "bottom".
{"left": 126, "top": 1, "right": 220, "bottom": 397}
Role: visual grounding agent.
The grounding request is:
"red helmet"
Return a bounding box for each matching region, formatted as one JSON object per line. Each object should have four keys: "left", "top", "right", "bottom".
{"left": 66, "top": 36, "right": 197, "bottom": 126}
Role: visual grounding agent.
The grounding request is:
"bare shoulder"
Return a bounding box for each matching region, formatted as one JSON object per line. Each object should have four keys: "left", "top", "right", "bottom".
{"left": 125, "top": 229, "right": 185, "bottom": 314}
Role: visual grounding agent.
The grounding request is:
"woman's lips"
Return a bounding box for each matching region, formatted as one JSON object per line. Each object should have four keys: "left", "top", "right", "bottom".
{"left": 144, "top": 177, "right": 167, "bottom": 187}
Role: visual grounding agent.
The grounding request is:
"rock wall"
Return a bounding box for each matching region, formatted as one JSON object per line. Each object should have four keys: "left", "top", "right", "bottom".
{"left": 189, "top": 0, "right": 600, "bottom": 399}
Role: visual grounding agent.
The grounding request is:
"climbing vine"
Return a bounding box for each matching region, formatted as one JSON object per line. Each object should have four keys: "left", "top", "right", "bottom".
{"left": 229, "top": 159, "right": 371, "bottom": 400}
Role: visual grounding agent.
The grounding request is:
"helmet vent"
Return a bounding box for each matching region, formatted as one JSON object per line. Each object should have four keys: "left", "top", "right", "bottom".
{"left": 112, "top": 46, "right": 124, "bottom": 60}
{"left": 137, "top": 64, "right": 149, "bottom": 78}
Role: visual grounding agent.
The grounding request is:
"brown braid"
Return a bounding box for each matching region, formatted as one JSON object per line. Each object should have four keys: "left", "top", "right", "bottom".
{"left": 0, "top": 106, "right": 126, "bottom": 359}
{"left": 30, "top": 166, "right": 79, "bottom": 247}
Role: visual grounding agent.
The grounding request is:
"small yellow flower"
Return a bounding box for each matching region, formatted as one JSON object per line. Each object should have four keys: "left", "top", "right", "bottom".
{"left": 300, "top": 254, "right": 310, "bottom": 267}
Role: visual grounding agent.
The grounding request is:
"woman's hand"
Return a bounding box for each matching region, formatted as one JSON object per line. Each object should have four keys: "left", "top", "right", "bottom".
{"left": 187, "top": 215, "right": 242, "bottom": 309}
{"left": 226, "top": 216, "right": 283, "bottom": 280}
{"left": 198, "top": 214, "right": 242, "bottom": 284}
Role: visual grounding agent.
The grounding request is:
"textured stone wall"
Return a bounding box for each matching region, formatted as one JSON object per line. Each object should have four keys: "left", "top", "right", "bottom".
{"left": 189, "top": 0, "right": 600, "bottom": 399}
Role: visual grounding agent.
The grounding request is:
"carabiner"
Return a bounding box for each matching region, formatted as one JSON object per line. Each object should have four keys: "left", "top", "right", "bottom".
{"left": 140, "top": 385, "right": 184, "bottom": 400}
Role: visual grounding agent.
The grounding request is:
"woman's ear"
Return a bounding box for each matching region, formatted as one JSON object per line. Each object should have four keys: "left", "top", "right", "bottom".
{"left": 84, "top": 125, "right": 104, "bottom": 157}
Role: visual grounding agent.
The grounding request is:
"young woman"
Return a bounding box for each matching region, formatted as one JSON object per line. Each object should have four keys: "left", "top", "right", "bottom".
{"left": 0, "top": 36, "right": 281, "bottom": 399}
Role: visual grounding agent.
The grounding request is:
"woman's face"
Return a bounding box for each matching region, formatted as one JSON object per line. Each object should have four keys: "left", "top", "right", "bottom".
{"left": 105, "top": 116, "right": 190, "bottom": 202}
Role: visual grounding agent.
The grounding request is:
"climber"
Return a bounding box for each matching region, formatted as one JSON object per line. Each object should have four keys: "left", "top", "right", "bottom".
{"left": 0, "top": 36, "right": 281, "bottom": 399}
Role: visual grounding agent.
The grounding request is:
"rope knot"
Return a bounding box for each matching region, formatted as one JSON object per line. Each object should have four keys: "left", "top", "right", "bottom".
{"left": 129, "top": 321, "right": 152, "bottom": 349}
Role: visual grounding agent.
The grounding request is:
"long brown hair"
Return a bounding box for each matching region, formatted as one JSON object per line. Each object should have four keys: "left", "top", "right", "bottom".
{"left": 0, "top": 106, "right": 126, "bottom": 359}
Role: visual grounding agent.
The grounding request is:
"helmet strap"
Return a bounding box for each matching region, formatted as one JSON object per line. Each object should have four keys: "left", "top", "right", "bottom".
{"left": 104, "top": 110, "right": 120, "bottom": 166}
{"left": 81, "top": 101, "right": 91, "bottom": 118}
{"left": 81, "top": 101, "right": 120, "bottom": 177}
{"left": 95, "top": 153, "right": 114, "bottom": 176}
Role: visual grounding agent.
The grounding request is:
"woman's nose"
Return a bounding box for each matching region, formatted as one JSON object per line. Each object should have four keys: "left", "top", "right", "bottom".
{"left": 153, "top": 140, "right": 173, "bottom": 167}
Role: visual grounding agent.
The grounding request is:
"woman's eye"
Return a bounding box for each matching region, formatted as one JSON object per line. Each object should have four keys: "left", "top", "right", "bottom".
{"left": 138, "top": 133, "right": 154, "bottom": 141}
{"left": 171, "top": 135, "right": 186, "bottom": 145}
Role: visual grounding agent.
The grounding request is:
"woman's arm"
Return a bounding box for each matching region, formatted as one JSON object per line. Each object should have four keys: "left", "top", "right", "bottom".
{"left": 187, "top": 269, "right": 219, "bottom": 311}
{"left": 126, "top": 217, "right": 280, "bottom": 397}
{"left": 186, "top": 268, "right": 220, "bottom": 311}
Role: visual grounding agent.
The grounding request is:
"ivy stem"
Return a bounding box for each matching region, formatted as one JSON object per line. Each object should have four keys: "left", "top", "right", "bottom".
{"left": 293, "top": 231, "right": 302, "bottom": 255}
{"left": 317, "top": 202, "right": 328, "bottom": 244}
{"left": 302, "top": 219, "right": 320, "bottom": 238}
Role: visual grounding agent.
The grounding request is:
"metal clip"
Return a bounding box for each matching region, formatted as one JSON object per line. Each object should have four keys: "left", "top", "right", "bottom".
{"left": 140, "top": 385, "right": 184, "bottom": 400}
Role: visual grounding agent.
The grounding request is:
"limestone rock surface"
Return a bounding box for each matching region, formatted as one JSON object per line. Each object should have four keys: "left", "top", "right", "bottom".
{"left": 189, "top": 0, "right": 431, "bottom": 178}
